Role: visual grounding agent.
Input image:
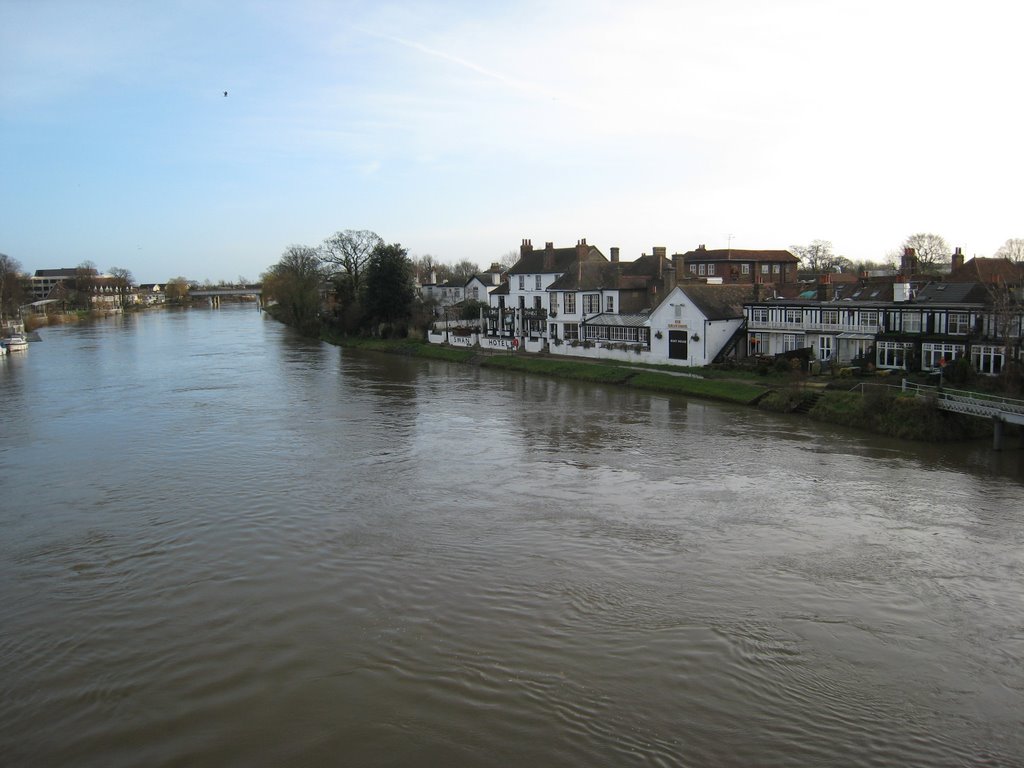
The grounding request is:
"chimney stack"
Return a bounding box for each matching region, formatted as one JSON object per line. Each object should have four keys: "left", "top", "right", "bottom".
{"left": 653, "top": 247, "right": 666, "bottom": 279}
{"left": 520, "top": 239, "right": 533, "bottom": 258}
{"left": 610, "top": 247, "right": 619, "bottom": 263}
{"left": 901, "top": 247, "right": 918, "bottom": 276}
{"left": 817, "top": 272, "right": 831, "bottom": 301}
{"left": 545, "top": 242, "right": 554, "bottom": 250}
{"left": 576, "top": 238, "right": 590, "bottom": 261}
{"left": 952, "top": 246, "right": 964, "bottom": 272}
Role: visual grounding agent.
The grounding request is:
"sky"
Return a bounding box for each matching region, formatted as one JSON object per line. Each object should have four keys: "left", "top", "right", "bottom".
{"left": 2, "top": 0, "right": 1022, "bottom": 283}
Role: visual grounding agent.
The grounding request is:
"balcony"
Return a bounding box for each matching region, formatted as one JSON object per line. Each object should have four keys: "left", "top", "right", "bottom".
{"left": 746, "top": 319, "right": 881, "bottom": 335}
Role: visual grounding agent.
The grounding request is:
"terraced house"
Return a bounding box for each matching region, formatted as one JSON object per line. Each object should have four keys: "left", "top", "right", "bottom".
{"left": 744, "top": 280, "right": 1023, "bottom": 374}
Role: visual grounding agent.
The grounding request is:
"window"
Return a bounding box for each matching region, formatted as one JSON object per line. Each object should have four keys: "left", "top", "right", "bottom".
{"left": 707, "top": 264, "right": 715, "bottom": 276}
{"left": 583, "top": 294, "right": 600, "bottom": 314}
{"left": 549, "top": 292, "right": 558, "bottom": 313}
{"left": 821, "top": 309, "right": 838, "bottom": 325}
{"left": 689, "top": 264, "right": 698, "bottom": 274}
{"left": 749, "top": 332, "right": 767, "bottom": 354}
{"left": 902, "top": 312, "right": 921, "bottom": 333}
{"left": 749, "top": 307, "right": 768, "bottom": 324}
{"left": 860, "top": 310, "right": 879, "bottom": 328}
{"left": 741, "top": 264, "right": 750, "bottom": 275}
{"left": 609, "top": 326, "right": 641, "bottom": 342}
{"left": 785, "top": 308, "right": 802, "bottom": 324}
{"left": 877, "top": 341, "right": 913, "bottom": 369}
{"left": 972, "top": 345, "right": 1005, "bottom": 375}
{"left": 534, "top": 296, "right": 542, "bottom": 310}
{"left": 783, "top": 334, "right": 799, "bottom": 352}
{"left": 564, "top": 292, "right": 576, "bottom": 314}
{"left": 922, "top": 343, "right": 964, "bottom": 371}
{"left": 948, "top": 312, "right": 970, "bottom": 334}
{"left": 674, "top": 305, "right": 684, "bottom": 320}
{"left": 818, "top": 336, "right": 833, "bottom": 361}
{"left": 698, "top": 264, "right": 706, "bottom": 276}
{"left": 518, "top": 275, "right": 525, "bottom": 290}
{"left": 606, "top": 296, "right": 614, "bottom": 312}
{"left": 564, "top": 323, "right": 579, "bottom": 340}
{"left": 773, "top": 264, "right": 780, "bottom": 274}
{"left": 472, "top": 287, "right": 479, "bottom": 300}
{"left": 535, "top": 275, "right": 542, "bottom": 290}
{"left": 849, "top": 339, "right": 871, "bottom": 361}
{"left": 761, "top": 264, "right": 769, "bottom": 274}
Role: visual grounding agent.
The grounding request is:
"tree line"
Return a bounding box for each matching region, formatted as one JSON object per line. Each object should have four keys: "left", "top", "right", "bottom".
{"left": 262, "top": 230, "right": 485, "bottom": 338}
{"left": 0, "top": 256, "right": 139, "bottom": 318}
{"left": 791, "top": 235, "right": 1024, "bottom": 275}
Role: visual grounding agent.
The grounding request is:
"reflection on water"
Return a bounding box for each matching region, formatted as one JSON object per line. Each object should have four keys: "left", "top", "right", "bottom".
{"left": 0, "top": 305, "right": 1022, "bottom": 767}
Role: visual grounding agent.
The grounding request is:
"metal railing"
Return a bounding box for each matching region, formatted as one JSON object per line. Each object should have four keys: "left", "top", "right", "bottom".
{"left": 746, "top": 320, "right": 881, "bottom": 334}
{"left": 899, "top": 380, "right": 1024, "bottom": 424}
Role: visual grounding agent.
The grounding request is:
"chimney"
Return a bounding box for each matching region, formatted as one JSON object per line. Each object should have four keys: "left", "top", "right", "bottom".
{"left": 901, "top": 247, "right": 918, "bottom": 276}
{"left": 576, "top": 238, "right": 590, "bottom": 261}
{"left": 952, "top": 246, "right": 964, "bottom": 272}
{"left": 520, "top": 239, "right": 533, "bottom": 258}
{"left": 610, "top": 247, "right": 619, "bottom": 263}
{"left": 545, "top": 242, "right": 554, "bottom": 250}
{"left": 752, "top": 281, "right": 763, "bottom": 301}
{"left": 697, "top": 244, "right": 706, "bottom": 251}
{"left": 653, "top": 247, "right": 666, "bottom": 279}
{"left": 816, "top": 273, "right": 831, "bottom": 301}
{"left": 430, "top": 270, "right": 437, "bottom": 285}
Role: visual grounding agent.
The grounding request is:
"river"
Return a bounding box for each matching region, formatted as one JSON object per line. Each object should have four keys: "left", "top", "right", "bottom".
{"left": 1, "top": 304, "right": 1022, "bottom": 767}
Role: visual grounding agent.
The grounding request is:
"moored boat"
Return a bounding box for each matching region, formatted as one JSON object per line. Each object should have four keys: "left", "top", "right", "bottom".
{"left": 1, "top": 333, "right": 28, "bottom": 352}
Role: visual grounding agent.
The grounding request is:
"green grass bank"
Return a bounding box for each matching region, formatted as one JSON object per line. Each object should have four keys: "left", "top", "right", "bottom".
{"left": 314, "top": 330, "right": 1002, "bottom": 443}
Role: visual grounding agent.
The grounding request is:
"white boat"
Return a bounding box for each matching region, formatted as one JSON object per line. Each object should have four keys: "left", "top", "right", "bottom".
{"left": 1, "top": 333, "right": 28, "bottom": 352}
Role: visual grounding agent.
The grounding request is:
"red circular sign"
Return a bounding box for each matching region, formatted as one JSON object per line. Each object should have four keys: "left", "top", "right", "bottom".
{"left": 512, "top": 338, "right": 520, "bottom": 349}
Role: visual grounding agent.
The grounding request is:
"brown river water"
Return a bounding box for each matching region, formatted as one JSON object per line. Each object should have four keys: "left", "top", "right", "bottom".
{"left": 1, "top": 304, "right": 1022, "bottom": 767}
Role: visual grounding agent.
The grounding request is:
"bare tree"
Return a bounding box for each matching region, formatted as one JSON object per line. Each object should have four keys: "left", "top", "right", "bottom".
{"left": 165, "top": 276, "right": 191, "bottom": 302}
{"left": 791, "top": 240, "right": 848, "bottom": 272}
{"left": 849, "top": 258, "right": 892, "bottom": 275}
{"left": 263, "top": 245, "right": 324, "bottom": 331}
{"left": 412, "top": 254, "right": 444, "bottom": 284}
{"left": 900, "top": 233, "right": 949, "bottom": 274}
{"left": 994, "top": 238, "right": 1024, "bottom": 263}
{"left": 109, "top": 266, "right": 135, "bottom": 308}
{"left": 0, "top": 253, "right": 27, "bottom": 319}
{"left": 983, "top": 277, "right": 1023, "bottom": 393}
{"left": 498, "top": 249, "right": 519, "bottom": 270}
{"left": 72, "top": 260, "right": 99, "bottom": 309}
{"left": 448, "top": 259, "right": 481, "bottom": 283}
{"left": 320, "top": 230, "right": 382, "bottom": 293}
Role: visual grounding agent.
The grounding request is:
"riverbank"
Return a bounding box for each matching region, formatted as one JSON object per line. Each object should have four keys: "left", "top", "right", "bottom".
{"left": 316, "top": 329, "right": 995, "bottom": 442}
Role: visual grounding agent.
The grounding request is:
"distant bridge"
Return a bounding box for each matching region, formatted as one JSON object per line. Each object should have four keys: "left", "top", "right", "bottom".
{"left": 191, "top": 286, "right": 262, "bottom": 307}
{"left": 901, "top": 381, "right": 1024, "bottom": 450}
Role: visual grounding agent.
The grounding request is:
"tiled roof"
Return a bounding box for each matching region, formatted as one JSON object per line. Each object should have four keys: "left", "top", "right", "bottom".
{"left": 680, "top": 284, "right": 752, "bottom": 320}
{"left": 680, "top": 248, "right": 797, "bottom": 263}
{"left": 581, "top": 312, "right": 650, "bottom": 327}
{"left": 548, "top": 260, "right": 616, "bottom": 290}
{"left": 949, "top": 257, "right": 1024, "bottom": 284}
{"left": 508, "top": 245, "right": 604, "bottom": 275}
{"left": 915, "top": 282, "right": 991, "bottom": 304}
{"left": 548, "top": 254, "right": 671, "bottom": 291}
